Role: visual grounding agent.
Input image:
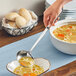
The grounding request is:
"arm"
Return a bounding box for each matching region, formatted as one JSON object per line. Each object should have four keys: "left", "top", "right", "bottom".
{"left": 43, "top": 0, "right": 72, "bottom": 27}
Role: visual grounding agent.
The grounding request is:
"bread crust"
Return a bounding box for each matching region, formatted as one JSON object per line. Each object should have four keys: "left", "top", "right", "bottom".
{"left": 19, "top": 8, "right": 32, "bottom": 22}
{"left": 5, "top": 13, "right": 19, "bottom": 21}
{"left": 15, "top": 16, "right": 27, "bottom": 28}
{"left": 8, "top": 21, "right": 17, "bottom": 28}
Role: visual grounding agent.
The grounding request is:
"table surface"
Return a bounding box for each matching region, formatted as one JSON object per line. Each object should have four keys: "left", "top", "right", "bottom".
{"left": 44, "top": 61, "right": 76, "bottom": 76}
{"left": 0, "top": 16, "right": 45, "bottom": 47}
{"left": 0, "top": 16, "right": 76, "bottom": 76}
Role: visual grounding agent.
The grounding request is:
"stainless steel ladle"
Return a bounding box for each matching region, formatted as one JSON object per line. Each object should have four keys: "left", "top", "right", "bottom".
{"left": 17, "top": 26, "right": 49, "bottom": 61}
{"left": 17, "top": 15, "right": 60, "bottom": 62}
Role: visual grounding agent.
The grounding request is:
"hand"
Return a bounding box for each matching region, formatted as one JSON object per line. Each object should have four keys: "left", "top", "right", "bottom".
{"left": 43, "top": 0, "right": 72, "bottom": 27}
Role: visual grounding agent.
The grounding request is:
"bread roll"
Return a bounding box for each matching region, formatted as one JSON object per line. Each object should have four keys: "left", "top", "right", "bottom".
{"left": 19, "top": 8, "right": 32, "bottom": 22}
{"left": 30, "top": 11, "right": 37, "bottom": 20}
{"left": 5, "top": 13, "right": 19, "bottom": 21}
{"left": 8, "top": 21, "right": 17, "bottom": 28}
{"left": 15, "top": 16, "right": 27, "bottom": 28}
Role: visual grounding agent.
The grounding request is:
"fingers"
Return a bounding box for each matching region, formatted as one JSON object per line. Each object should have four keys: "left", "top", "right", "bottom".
{"left": 49, "top": 16, "right": 55, "bottom": 26}
{"left": 43, "top": 10, "right": 52, "bottom": 27}
{"left": 44, "top": 15, "right": 51, "bottom": 27}
{"left": 54, "top": 17, "right": 60, "bottom": 23}
{"left": 48, "top": 17, "right": 60, "bottom": 27}
{"left": 43, "top": 11, "right": 60, "bottom": 27}
{"left": 44, "top": 15, "right": 47, "bottom": 27}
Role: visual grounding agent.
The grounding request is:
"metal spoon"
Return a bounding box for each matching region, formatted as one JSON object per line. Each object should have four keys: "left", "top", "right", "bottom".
{"left": 17, "top": 15, "right": 60, "bottom": 62}
{"left": 17, "top": 26, "right": 49, "bottom": 61}
{"left": 16, "top": 27, "right": 49, "bottom": 67}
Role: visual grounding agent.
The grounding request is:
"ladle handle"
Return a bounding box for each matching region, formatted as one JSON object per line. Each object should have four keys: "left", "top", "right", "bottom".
{"left": 30, "top": 26, "right": 49, "bottom": 52}
{"left": 29, "top": 13, "right": 61, "bottom": 53}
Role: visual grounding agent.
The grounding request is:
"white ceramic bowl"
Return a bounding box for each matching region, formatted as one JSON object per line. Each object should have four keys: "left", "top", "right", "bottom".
{"left": 50, "top": 19, "right": 76, "bottom": 55}
{"left": 6, "top": 58, "right": 50, "bottom": 76}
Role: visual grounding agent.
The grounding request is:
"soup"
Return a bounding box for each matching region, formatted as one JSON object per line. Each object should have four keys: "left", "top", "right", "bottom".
{"left": 19, "top": 57, "right": 34, "bottom": 67}
{"left": 53, "top": 24, "right": 76, "bottom": 43}
{"left": 14, "top": 57, "right": 44, "bottom": 76}
{"left": 14, "top": 65, "right": 44, "bottom": 76}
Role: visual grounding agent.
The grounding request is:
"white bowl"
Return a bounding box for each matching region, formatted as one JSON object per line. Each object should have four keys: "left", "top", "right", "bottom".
{"left": 6, "top": 58, "right": 50, "bottom": 76}
{"left": 50, "top": 19, "right": 76, "bottom": 55}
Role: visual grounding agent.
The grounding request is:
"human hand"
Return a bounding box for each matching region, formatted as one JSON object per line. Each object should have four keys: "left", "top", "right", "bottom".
{"left": 43, "top": 0, "right": 72, "bottom": 27}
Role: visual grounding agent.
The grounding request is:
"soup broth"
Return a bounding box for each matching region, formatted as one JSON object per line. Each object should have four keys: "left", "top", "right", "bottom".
{"left": 14, "top": 57, "right": 44, "bottom": 76}
{"left": 53, "top": 24, "right": 76, "bottom": 43}
{"left": 14, "top": 65, "right": 44, "bottom": 76}
{"left": 19, "top": 57, "right": 34, "bottom": 67}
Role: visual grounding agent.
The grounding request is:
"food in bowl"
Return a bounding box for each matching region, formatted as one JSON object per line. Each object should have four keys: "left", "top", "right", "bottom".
{"left": 15, "top": 57, "right": 44, "bottom": 76}
{"left": 19, "top": 57, "right": 34, "bottom": 67}
{"left": 7, "top": 58, "right": 50, "bottom": 76}
{"left": 14, "top": 64, "right": 44, "bottom": 76}
{"left": 53, "top": 24, "right": 76, "bottom": 43}
{"left": 50, "top": 19, "right": 76, "bottom": 55}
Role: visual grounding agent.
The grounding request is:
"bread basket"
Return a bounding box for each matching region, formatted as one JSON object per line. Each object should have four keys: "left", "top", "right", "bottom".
{"left": 2, "top": 11, "right": 38, "bottom": 36}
